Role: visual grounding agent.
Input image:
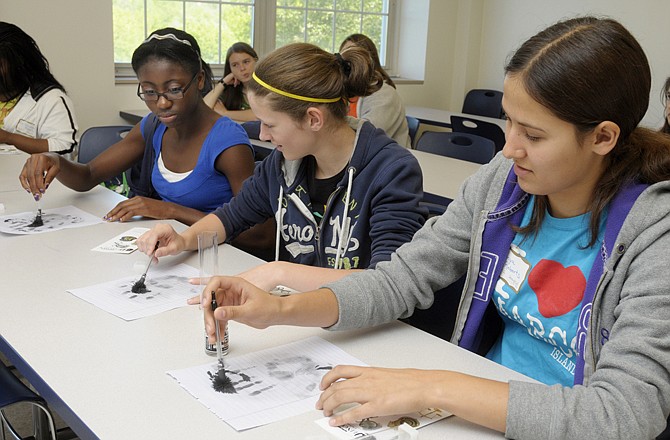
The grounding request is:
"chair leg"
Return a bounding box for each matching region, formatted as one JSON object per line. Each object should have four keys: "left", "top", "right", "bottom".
{"left": 0, "top": 409, "right": 22, "bottom": 440}
{"left": 0, "top": 403, "right": 56, "bottom": 440}
{"left": 1, "top": 413, "right": 7, "bottom": 440}
{"left": 32, "top": 404, "right": 56, "bottom": 440}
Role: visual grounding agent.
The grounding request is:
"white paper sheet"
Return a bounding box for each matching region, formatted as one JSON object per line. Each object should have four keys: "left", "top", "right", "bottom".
{"left": 0, "top": 144, "right": 19, "bottom": 154}
{"left": 167, "top": 336, "right": 368, "bottom": 431}
{"left": 315, "top": 407, "right": 451, "bottom": 439}
{"left": 0, "top": 205, "right": 103, "bottom": 234}
{"left": 67, "top": 263, "right": 200, "bottom": 320}
{"left": 91, "top": 227, "right": 149, "bottom": 253}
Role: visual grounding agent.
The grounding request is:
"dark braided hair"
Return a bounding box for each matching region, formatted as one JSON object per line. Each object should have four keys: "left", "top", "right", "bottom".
{"left": 0, "top": 22, "right": 65, "bottom": 101}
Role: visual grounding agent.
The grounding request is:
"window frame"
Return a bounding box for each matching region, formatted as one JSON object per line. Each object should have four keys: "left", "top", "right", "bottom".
{"left": 114, "top": 0, "right": 397, "bottom": 82}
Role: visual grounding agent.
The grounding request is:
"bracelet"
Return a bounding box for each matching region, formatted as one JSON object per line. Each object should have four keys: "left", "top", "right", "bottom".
{"left": 218, "top": 77, "right": 225, "bottom": 85}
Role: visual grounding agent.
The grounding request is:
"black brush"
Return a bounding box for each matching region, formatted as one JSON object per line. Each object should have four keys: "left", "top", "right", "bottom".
{"left": 131, "top": 243, "right": 158, "bottom": 293}
{"left": 28, "top": 199, "right": 43, "bottom": 228}
{"left": 210, "top": 291, "right": 235, "bottom": 394}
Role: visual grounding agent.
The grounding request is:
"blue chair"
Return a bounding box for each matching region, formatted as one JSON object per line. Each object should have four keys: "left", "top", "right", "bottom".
{"left": 78, "top": 125, "right": 133, "bottom": 196}
{"left": 461, "top": 89, "right": 504, "bottom": 119}
{"left": 405, "top": 115, "right": 420, "bottom": 147}
{"left": 241, "top": 121, "right": 272, "bottom": 161}
{"left": 416, "top": 131, "right": 495, "bottom": 164}
{"left": 451, "top": 115, "right": 506, "bottom": 153}
{"left": 0, "top": 362, "right": 57, "bottom": 440}
{"left": 241, "top": 120, "right": 261, "bottom": 140}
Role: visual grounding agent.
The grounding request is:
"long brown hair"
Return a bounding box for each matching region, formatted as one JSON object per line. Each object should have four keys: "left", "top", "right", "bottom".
{"left": 506, "top": 17, "right": 670, "bottom": 246}
{"left": 220, "top": 42, "right": 258, "bottom": 110}
{"left": 339, "top": 33, "right": 395, "bottom": 88}
{"left": 661, "top": 76, "right": 670, "bottom": 135}
{"left": 247, "top": 42, "right": 381, "bottom": 123}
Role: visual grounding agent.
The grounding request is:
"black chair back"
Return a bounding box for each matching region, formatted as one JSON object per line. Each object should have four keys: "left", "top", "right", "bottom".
{"left": 451, "top": 115, "right": 506, "bottom": 153}
{"left": 462, "top": 89, "right": 504, "bottom": 119}
{"left": 416, "top": 131, "right": 495, "bottom": 164}
{"left": 78, "top": 125, "right": 132, "bottom": 164}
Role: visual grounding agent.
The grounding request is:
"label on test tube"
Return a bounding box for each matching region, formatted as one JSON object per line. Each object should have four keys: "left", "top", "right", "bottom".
{"left": 205, "top": 323, "right": 229, "bottom": 356}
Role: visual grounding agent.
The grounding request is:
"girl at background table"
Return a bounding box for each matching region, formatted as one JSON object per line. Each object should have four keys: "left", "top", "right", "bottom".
{"left": 203, "top": 42, "right": 258, "bottom": 123}
{"left": 19, "top": 28, "right": 258, "bottom": 228}
{"left": 339, "top": 34, "right": 410, "bottom": 148}
{"left": 138, "top": 42, "right": 426, "bottom": 292}
{"left": 661, "top": 76, "right": 670, "bottom": 135}
{"left": 0, "top": 22, "right": 78, "bottom": 156}
{"left": 196, "top": 17, "right": 670, "bottom": 439}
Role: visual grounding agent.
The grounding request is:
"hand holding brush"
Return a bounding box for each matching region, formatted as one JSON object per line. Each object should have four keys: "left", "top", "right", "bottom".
{"left": 131, "top": 242, "right": 158, "bottom": 293}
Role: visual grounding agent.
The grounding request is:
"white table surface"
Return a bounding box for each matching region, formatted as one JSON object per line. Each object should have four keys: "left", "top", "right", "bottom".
{"left": 406, "top": 106, "right": 507, "bottom": 130}
{"left": 0, "top": 145, "right": 525, "bottom": 440}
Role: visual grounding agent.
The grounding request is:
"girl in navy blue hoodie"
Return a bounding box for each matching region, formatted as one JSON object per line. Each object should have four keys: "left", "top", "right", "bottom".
{"left": 139, "top": 43, "right": 427, "bottom": 292}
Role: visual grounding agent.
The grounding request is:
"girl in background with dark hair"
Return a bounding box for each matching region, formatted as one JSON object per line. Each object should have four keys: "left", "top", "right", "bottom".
{"left": 661, "top": 77, "right": 670, "bottom": 135}
{"left": 0, "top": 22, "right": 78, "bottom": 155}
{"left": 339, "top": 33, "right": 410, "bottom": 148}
{"left": 19, "top": 28, "right": 257, "bottom": 228}
{"left": 204, "top": 42, "right": 258, "bottom": 122}
{"left": 138, "top": 42, "right": 426, "bottom": 293}
{"left": 193, "top": 18, "right": 670, "bottom": 439}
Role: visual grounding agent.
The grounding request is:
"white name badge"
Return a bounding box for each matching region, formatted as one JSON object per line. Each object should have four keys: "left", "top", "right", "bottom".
{"left": 500, "top": 243, "right": 531, "bottom": 293}
{"left": 16, "top": 119, "right": 37, "bottom": 138}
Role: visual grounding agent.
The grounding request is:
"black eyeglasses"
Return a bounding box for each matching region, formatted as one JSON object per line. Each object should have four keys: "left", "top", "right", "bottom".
{"left": 137, "top": 72, "right": 198, "bottom": 102}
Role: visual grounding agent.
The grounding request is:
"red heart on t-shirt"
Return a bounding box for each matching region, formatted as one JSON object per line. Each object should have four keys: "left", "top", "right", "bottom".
{"left": 528, "top": 259, "right": 586, "bottom": 318}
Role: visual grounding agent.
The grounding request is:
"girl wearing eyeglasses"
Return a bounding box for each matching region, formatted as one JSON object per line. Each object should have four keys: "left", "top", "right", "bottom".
{"left": 19, "top": 28, "right": 266, "bottom": 235}
{"left": 137, "top": 42, "right": 427, "bottom": 293}
{"left": 203, "top": 42, "right": 258, "bottom": 123}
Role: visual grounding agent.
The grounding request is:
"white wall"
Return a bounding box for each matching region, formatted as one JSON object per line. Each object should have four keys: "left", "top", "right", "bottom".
{"left": 394, "top": 0, "right": 429, "bottom": 80}
{"left": 477, "top": 0, "right": 670, "bottom": 128}
{"left": 2, "top": 0, "right": 668, "bottom": 132}
{"left": 395, "top": 0, "right": 463, "bottom": 111}
{"left": 0, "top": 0, "right": 131, "bottom": 132}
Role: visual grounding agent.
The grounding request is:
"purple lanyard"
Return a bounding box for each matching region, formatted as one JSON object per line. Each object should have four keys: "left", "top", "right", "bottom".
{"left": 573, "top": 181, "right": 647, "bottom": 384}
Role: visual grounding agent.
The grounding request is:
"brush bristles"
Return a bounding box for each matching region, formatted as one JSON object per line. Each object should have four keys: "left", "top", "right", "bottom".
{"left": 211, "top": 366, "right": 236, "bottom": 394}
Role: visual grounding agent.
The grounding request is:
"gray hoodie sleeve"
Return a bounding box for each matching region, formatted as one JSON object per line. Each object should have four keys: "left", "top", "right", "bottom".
{"left": 325, "top": 154, "right": 509, "bottom": 329}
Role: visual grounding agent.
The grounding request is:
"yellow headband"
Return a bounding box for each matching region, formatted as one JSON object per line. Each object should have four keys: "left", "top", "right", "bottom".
{"left": 252, "top": 72, "right": 341, "bottom": 103}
